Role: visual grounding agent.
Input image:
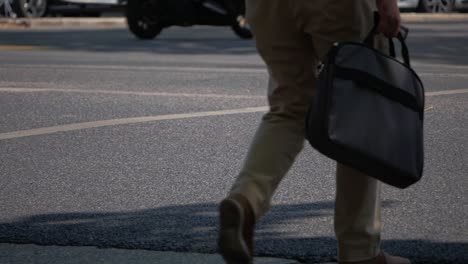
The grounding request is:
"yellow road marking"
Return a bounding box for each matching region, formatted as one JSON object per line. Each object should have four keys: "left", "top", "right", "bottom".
{"left": 0, "top": 45, "right": 46, "bottom": 51}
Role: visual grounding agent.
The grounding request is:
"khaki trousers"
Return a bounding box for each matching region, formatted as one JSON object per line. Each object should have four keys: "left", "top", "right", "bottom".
{"left": 229, "top": 0, "right": 388, "bottom": 262}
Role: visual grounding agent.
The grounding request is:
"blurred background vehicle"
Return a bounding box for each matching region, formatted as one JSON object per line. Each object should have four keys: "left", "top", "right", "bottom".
{"left": 2, "top": 0, "right": 467, "bottom": 19}
{"left": 1, "top": 0, "right": 14, "bottom": 16}
{"left": 125, "top": 0, "right": 252, "bottom": 40}
{"left": 1, "top": 0, "right": 124, "bottom": 18}
{"left": 398, "top": 0, "right": 468, "bottom": 13}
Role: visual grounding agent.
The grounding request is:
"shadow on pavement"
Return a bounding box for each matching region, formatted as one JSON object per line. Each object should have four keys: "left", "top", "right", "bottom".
{"left": 0, "top": 28, "right": 257, "bottom": 55}
{"left": 0, "top": 22, "right": 467, "bottom": 67}
{"left": 0, "top": 200, "right": 466, "bottom": 263}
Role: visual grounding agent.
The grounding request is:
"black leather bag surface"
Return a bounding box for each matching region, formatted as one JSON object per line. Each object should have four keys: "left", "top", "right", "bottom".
{"left": 305, "top": 28, "right": 425, "bottom": 189}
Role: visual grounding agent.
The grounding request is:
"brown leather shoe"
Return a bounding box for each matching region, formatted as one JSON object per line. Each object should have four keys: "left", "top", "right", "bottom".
{"left": 218, "top": 194, "right": 255, "bottom": 264}
{"left": 339, "top": 251, "right": 411, "bottom": 264}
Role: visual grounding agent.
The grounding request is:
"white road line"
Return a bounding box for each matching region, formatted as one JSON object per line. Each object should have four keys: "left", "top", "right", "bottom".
{"left": 0, "top": 106, "right": 269, "bottom": 141}
{"left": 2, "top": 63, "right": 468, "bottom": 75}
{"left": 0, "top": 89, "right": 466, "bottom": 141}
{"left": 419, "top": 73, "right": 468, "bottom": 77}
{"left": 0, "top": 64, "right": 267, "bottom": 74}
{"left": 0, "top": 87, "right": 265, "bottom": 99}
{"left": 412, "top": 62, "right": 468, "bottom": 71}
{"left": 426, "top": 89, "right": 468, "bottom": 96}
{"left": 1, "top": 87, "right": 467, "bottom": 98}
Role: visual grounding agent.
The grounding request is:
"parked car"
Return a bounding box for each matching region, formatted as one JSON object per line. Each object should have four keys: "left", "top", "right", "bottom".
{"left": 3, "top": 0, "right": 124, "bottom": 18}
{"left": 126, "top": 0, "right": 252, "bottom": 40}
{"left": 398, "top": 0, "right": 468, "bottom": 12}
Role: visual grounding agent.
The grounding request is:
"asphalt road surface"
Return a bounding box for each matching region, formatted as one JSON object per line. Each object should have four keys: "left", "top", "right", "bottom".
{"left": 0, "top": 20, "right": 467, "bottom": 263}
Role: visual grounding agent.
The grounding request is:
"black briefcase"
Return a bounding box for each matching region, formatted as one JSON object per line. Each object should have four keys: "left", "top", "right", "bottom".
{"left": 305, "top": 27, "right": 425, "bottom": 189}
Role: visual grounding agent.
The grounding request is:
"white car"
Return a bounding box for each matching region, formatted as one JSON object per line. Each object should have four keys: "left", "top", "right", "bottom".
{"left": 1, "top": 0, "right": 124, "bottom": 18}
{"left": 398, "top": 0, "right": 468, "bottom": 12}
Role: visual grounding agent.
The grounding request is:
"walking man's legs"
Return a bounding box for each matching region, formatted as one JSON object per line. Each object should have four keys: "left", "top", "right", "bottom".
{"left": 218, "top": 1, "right": 410, "bottom": 263}
{"left": 218, "top": 2, "right": 316, "bottom": 262}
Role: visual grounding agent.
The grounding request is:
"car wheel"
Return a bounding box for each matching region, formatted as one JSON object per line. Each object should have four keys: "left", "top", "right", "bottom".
{"left": 418, "top": 0, "right": 454, "bottom": 13}
{"left": 231, "top": 15, "right": 252, "bottom": 39}
{"left": 12, "top": 0, "right": 48, "bottom": 17}
{"left": 126, "top": 0, "right": 163, "bottom": 40}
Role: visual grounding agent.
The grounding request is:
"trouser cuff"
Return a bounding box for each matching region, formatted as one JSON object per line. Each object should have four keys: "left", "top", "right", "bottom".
{"left": 338, "top": 242, "right": 380, "bottom": 262}
{"left": 229, "top": 184, "right": 266, "bottom": 221}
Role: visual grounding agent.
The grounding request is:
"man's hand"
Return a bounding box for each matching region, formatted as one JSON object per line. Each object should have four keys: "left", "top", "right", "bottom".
{"left": 376, "top": 0, "right": 401, "bottom": 37}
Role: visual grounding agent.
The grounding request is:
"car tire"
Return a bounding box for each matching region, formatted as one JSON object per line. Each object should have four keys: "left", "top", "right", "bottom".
{"left": 86, "top": 11, "right": 101, "bottom": 17}
{"left": 126, "top": 0, "right": 163, "bottom": 40}
{"left": 417, "top": 0, "right": 454, "bottom": 13}
{"left": 12, "top": 0, "right": 48, "bottom": 17}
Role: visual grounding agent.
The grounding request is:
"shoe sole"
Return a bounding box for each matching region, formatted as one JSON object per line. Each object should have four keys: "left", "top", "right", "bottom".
{"left": 218, "top": 199, "right": 252, "bottom": 264}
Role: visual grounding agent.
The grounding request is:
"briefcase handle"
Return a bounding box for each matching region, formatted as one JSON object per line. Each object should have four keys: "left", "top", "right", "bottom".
{"left": 364, "top": 12, "right": 411, "bottom": 67}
